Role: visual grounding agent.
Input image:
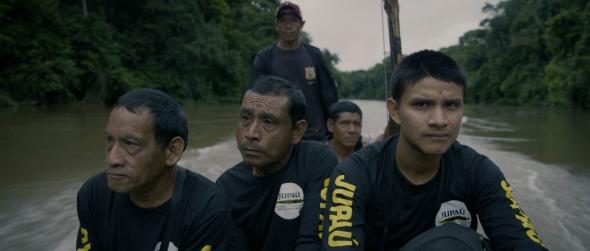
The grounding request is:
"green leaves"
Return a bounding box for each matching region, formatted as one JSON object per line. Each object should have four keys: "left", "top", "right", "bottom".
{"left": 442, "top": 0, "right": 590, "bottom": 109}
{"left": 0, "top": 0, "right": 280, "bottom": 105}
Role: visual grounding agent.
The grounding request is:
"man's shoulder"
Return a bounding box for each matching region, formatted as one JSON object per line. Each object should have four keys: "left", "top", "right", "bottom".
{"left": 351, "top": 137, "right": 391, "bottom": 164}
{"left": 78, "top": 172, "right": 109, "bottom": 197}
{"left": 184, "top": 168, "right": 226, "bottom": 195}
{"left": 183, "top": 168, "right": 230, "bottom": 210}
{"left": 295, "top": 141, "right": 338, "bottom": 165}
{"left": 301, "top": 43, "right": 321, "bottom": 53}
{"left": 216, "top": 162, "right": 249, "bottom": 188}
{"left": 217, "top": 161, "right": 248, "bottom": 178}
{"left": 256, "top": 43, "right": 277, "bottom": 57}
{"left": 298, "top": 140, "right": 332, "bottom": 153}
{"left": 447, "top": 141, "right": 495, "bottom": 169}
{"left": 445, "top": 141, "right": 503, "bottom": 184}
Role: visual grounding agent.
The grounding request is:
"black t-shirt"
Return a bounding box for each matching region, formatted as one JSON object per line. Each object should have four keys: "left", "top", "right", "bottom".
{"left": 216, "top": 141, "right": 338, "bottom": 251}
{"left": 253, "top": 45, "right": 327, "bottom": 140}
{"left": 76, "top": 167, "right": 231, "bottom": 251}
{"left": 322, "top": 136, "right": 548, "bottom": 251}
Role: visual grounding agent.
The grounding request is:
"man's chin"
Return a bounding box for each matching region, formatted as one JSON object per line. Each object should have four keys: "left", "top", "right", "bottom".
{"left": 422, "top": 144, "right": 452, "bottom": 156}
{"left": 107, "top": 181, "right": 131, "bottom": 193}
{"left": 243, "top": 157, "right": 263, "bottom": 167}
{"left": 342, "top": 139, "right": 359, "bottom": 148}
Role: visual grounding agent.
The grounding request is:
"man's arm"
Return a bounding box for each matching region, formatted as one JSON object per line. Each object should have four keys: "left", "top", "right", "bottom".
{"left": 306, "top": 44, "right": 338, "bottom": 114}
{"left": 76, "top": 181, "right": 101, "bottom": 251}
{"left": 295, "top": 145, "right": 339, "bottom": 251}
{"left": 251, "top": 44, "right": 275, "bottom": 84}
{"left": 251, "top": 54, "right": 265, "bottom": 84}
{"left": 182, "top": 193, "right": 232, "bottom": 251}
{"left": 321, "top": 156, "right": 371, "bottom": 251}
{"left": 215, "top": 173, "right": 252, "bottom": 251}
{"left": 472, "top": 157, "right": 548, "bottom": 251}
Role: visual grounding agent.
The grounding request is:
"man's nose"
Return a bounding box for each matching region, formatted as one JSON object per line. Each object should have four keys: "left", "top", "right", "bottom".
{"left": 244, "top": 121, "right": 261, "bottom": 141}
{"left": 106, "top": 143, "right": 125, "bottom": 167}
{"left": 347, "top": 123, "right": 360, "bottom": 133}
{"left": 428, "top": 108, "right": 448, "bottom": 127}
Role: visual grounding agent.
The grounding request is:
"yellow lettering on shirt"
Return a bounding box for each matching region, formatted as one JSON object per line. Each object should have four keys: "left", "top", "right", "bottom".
{"left": 77, "top": 227, "right": 91, "bottom": 251}
{"left": 77, "top": 243, "right": 91, "bottom": 251}
{"left": 501, "top": 180, "right": 545, "bottom": 247}
{"left": 200, "top": 245, "right": 212, "bottom": 251}
{"left": 327, "top": 175, "right": 357, "bottom": 247}
{"left": 335, "top": 175, "right": 356, "bottom": 192}
{"left": 80, "top": 227, "right": 88, "bottom": 243}
{"left": 319, "top": 178, "right": 330, "bottom": 239}
{"left": 328, "top": 230, "right": 353, "bottom": 247}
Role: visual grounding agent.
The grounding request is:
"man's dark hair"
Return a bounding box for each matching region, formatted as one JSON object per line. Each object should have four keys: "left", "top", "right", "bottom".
{"left": 115, "top": 88, "right": 188, "bottom": 151}
{"left": 247, "top": 75, "right": 306, "bottom": 127}
{"left": 391, "top": 50, "right": 467, "bottom": 102}
{"left": 328, "top": 101, "right": 362, "bottom": 121}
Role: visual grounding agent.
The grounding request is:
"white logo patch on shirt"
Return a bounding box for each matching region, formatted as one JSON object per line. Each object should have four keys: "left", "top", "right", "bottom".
{"left": 154, "top": 241, "right": 178, "bottom": 251}
{"left": 304, "top": 66, "right": 316, "bottom": 81}
{"left": 435, "top": 200, "right": 472, "bottom": 227}
{"left": 274, "top": 182, "right": 304, "bottom": 220}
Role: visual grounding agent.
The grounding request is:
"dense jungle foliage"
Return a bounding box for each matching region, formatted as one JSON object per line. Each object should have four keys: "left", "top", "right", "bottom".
{"left": 337, "top": 0, "right": 590, "bottom": 109}
{"left": 0, "top": 0, "right": 281, "bottom": 106}
{"left": 2, "top": 0, "right": 588, "bottom": 109}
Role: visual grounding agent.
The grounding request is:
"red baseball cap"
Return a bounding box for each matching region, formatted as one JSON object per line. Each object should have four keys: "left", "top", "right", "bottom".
{"left": 276, "top": 1, "right": 302, "bottom": 20}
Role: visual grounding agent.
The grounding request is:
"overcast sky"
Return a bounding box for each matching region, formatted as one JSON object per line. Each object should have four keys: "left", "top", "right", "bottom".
{"left": 288, "top": 0, "right": 500, "bottom": 71}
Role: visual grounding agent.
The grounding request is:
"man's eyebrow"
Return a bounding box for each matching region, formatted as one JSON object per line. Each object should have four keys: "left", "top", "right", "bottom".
{"left": 261, "top": 112, "right": 279, "bottom": 121}
{"left": 408, "top": 96, "right": 433, "bottom": 102}
{"left": 240, "top": 108, "right": 254, "bottom": 114}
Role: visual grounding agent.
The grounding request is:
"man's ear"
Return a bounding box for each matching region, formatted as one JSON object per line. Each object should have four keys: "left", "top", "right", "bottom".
{"left": 274, "top": 21, "right": 280, "bottom": 32}
{"left": 387, "top": 97, "right": 401, "bottom": 125}
{"left": 291, "top": 119, "right": 308, "bottom": 144}
{"left": 326, "top": 118, "right": 335, "bottom": 133}
{"left": 301, "top": 20, "right": 306, "bottom": 28}
{"left": 165, "top": 136, "right": 185, "bottom": 166}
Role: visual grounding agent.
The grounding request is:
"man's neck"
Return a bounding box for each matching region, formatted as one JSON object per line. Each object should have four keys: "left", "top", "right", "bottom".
{"left": 252, "top": 146, "right": 293, "bottom": 176}
{"left": 277, "top": 39, "right": 301, "bottom": 50}
{"left": 329, "top": 139, "right": 355, "bottom": 162}
{"left": 129, "top": 168, "right": 175, "bottom": 208}
{"left": 395, "top": 139, "right": 441, "bottom": 185}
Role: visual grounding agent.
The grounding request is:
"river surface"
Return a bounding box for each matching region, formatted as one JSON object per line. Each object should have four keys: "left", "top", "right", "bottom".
{"left": 0, "top": 100, "right": 588, "bottom": 250}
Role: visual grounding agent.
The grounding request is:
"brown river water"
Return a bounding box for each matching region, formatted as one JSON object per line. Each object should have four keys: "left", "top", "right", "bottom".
{"left": 0, "top": 100, "right": 588, "bottom": 250}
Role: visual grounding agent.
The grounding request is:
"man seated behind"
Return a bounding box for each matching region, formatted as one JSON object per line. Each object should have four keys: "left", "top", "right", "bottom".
{"left": 216, "top": 76, "right": 338, "bottom": 251}
{"left": 326, "top": 101, "right": 364, "bottom": 162}
{"left": 76, "top": 88, "right": 230, "bottom": 251}
{"left": 321, "top": 50, "right": 547, "bottom": 251}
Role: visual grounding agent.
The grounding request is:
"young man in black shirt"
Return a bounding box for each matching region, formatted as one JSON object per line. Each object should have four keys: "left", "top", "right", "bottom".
{"left": 252, "top": 2, "right": 338, "bottom": 141}
{"left": 321, "top": 50, "right": 548, "bottom": 251}
{"left": 216, "top": 76, "right": 338, "bottom": 251}
{"left": 76, "top": 88, "right": 230, "bottom": 251}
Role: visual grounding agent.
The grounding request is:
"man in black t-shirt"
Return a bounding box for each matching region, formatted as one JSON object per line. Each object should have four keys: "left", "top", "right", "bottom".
{"left": 326, "top": 101, "right": 364, "bottom": 162}
{"left": 321, "top": 51, "right": 548, "bottom": 251}
{"left": 76, "top": 89, "right": 230, "bottom": 251}
{"left": 252, "top": 2, "right": 338, "bottom": 141}
{"left": 216, "top": 76, "right": 338, "bottom": 251}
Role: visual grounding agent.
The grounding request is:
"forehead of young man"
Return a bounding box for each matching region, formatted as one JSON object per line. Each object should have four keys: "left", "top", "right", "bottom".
{"left": 391, "top": 50, "right": 466, "bottom": 101}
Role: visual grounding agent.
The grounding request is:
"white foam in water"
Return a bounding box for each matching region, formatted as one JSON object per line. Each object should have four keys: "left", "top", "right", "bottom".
{"left": 178, "top": 136, "right": 241, "bottom": 182}
{"left": 463, "top": 117, "right": 515, "bottom": 132}
{"left": 0, "top": 181, "right": 80, "bottom": 251}
{"left": 459, "top": 135, "right": 589, "bottom": 250}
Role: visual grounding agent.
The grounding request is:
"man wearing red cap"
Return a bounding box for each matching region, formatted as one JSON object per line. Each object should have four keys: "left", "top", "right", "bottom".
{"left": 252, "top": 1, "right": 338, "bottom": 142}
